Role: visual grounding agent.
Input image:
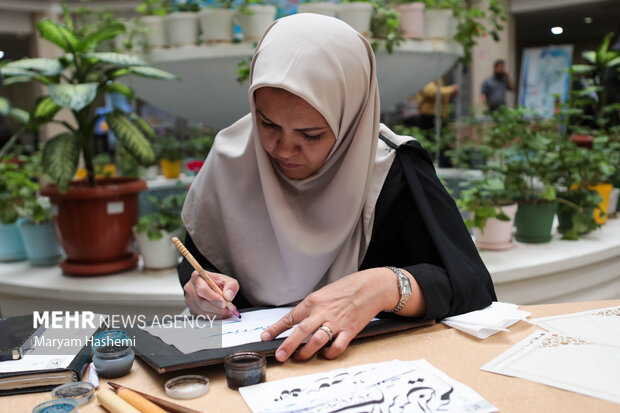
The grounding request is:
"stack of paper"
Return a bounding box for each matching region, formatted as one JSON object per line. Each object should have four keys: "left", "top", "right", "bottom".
{"left": 482, "top": 306, "right": 620, "bottom": 404}
{"left": 240, "top": 359, "right": 497, "bottom": 413}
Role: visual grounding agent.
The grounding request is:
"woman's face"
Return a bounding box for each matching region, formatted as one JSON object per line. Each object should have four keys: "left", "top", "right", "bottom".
{"left": 255, "top": 87, "right": 336, "bottom": 179}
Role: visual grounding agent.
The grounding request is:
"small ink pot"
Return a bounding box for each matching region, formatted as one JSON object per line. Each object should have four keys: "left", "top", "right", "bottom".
{"left": 91, "top": 330, "right": 134, "bottom": 378}
{"left": 224, "top": 351, "right": 266, "bottom": 390}
{"left": 32, "top": 398, "right": 78, "bottom": 413}
{"left": 52, "top": 382, "right": 95, "bottom": 405}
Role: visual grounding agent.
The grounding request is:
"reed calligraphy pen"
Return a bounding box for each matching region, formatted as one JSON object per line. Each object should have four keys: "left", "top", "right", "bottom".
{"left": 171, "top": 236, "right": 241, "bottom": 319}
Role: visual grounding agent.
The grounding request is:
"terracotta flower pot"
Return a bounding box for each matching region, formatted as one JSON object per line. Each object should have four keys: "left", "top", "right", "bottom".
{"left": 569, "top": 134, "right": 594, "bottom": 149}
{"left": 40, "top": 178, "right": 147, "bottom": 276}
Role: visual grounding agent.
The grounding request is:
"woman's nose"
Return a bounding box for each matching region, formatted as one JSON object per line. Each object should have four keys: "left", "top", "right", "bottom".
{"left": 274, "top": 134, "right": 299, "bottom": 159}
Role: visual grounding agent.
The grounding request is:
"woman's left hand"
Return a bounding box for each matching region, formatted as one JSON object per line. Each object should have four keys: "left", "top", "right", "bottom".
{"left": 260, "top": 267, "right": 420, "bottom": 361}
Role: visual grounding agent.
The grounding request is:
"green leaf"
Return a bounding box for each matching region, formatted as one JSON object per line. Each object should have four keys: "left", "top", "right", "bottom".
{"left": 0, "top": 67, "right": 34, "bottom": 77}
{"left": 127, "top": 112, "right": 156, "bottom": 140}
{"left": 607, "top": 56, "right": 620, "bottom": 67}
{"left": 106, "top": 111, "right": 156, "bottom": 165}
{"left": 82, "top": 52, "right": 147, "bottom": 67}
{"left": 78, "top": 23, "right": 127, "bottom": 52}
{"left": 2, "top": 76, "right": 35, "bottom": 86}
{"left": 582, "top": 51, "right": 596, "bottom": 64}
{"left": 102, "top": 82, "right": 135, "bottom": 99}
{"left": 569, "top": 64, "right": 594, "bottom": 74}
{"left": 0, "top": 97, "right": 9, "bottom": 115}
{"left": 3, "top": 58, "right": 63, "bottom": 76}
{"left": 48, "top": 83, "right": 98, "bottom": 111}
{"left": 42, "top": 132, "right": 79, "bottom": 192}
{"left": 128, "top": 66, "right": 180, "bottom": 80}
{"left": 29, "top": 97, "right": 61, "bottom": 128}
{"left": 36, "top": 19, "right": 80, "bottom": 53}
{"left": 9, "top": 108, "right": 30, "bottom": 125}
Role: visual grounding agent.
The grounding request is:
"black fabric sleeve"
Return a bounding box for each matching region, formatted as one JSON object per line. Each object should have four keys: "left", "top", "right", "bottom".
{"left": 177, "top": 231, "right": 220, "bottom": 291}
{"left": 361, "top": 139, "right": 496, "bottom": 321}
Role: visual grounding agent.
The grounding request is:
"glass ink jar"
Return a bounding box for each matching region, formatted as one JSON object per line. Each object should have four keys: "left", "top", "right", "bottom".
{"left": 91, "top": 330, "right": 135, "bottom": 378}
{"left": 32, "top": 399, "right": 78, "bottom": 413}
{"left": 224, "top": 351, "right": 266, "bottom": 390}
{"left": 52, "top": 382, "right": 95, "bottom": 405}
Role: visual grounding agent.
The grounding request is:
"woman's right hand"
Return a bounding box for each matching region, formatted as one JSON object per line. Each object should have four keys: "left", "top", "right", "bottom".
{"left": 183, "top": 270, "right": 240, "bottom": 319}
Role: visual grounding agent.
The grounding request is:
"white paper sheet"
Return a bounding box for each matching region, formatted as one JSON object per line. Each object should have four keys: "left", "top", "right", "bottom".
{"left": 142, "top": 307, "right": 295, "bottom": 354}
{"left": 481, "top": 330, "right": 620, "bottom": 404}
{"left": 240, "top": 359, "right": 497, "bottom": 413}
{"left": 529, "top": 305, "right": 620, "bottom": 347}
{"left": 442, "top": 302, "right": 531, "bottom": 339}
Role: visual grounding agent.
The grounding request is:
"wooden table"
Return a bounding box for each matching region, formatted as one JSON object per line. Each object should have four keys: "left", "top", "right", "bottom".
{"left": 6, "top": 300, "right": 619, "bottom": 412}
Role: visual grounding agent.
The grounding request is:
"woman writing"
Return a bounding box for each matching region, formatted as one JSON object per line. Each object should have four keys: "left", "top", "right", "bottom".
{"left": 179, "top": 14, "right": 496, "bottom": 362}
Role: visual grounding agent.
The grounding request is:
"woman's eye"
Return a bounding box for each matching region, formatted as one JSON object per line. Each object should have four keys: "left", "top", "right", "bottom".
{"left": 260, "top": 119, "right": 276, "bottom": 128}
{"left": 303, "top": 133, "right": 321, "bottom": 142}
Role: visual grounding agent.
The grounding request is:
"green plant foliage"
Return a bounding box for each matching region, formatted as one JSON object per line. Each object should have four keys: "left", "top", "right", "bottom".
{"left": 41, "top": 133, "right": 80, "bottom": 193}
{"left": 0, "top": 8, "right": 178, "bottom": 190}
{"left": 137, "top": 0, "right": 170, "bottom": 16}
{"left": 457, "top": 172, "right": 516, "bottom": 232}
{"left": 106, "top": 111, "right": 157, "bottom": 166}
{"left": 48, "top": 83, "right": 99, "bottom": 111}
{"left": 154, "top": 134, "right": 185, "bottom": 161}
{"left": 0, "top": 155, "right": 50, "bottom": 225}
{"left": 370, "top": 1, "right": 404, "bottom": 54}
{"left": 136, "top": 192, "right": 187, "bottom": 241}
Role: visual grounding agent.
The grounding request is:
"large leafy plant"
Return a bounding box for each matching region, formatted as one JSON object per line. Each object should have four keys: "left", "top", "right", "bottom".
{"left": 0, "top": 7, "right": 178, "bottom": 192}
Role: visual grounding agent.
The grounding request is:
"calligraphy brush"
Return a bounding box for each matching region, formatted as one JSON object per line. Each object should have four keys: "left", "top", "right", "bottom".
{"left": 171, "top": 236, "right": 241, "bottom": 319}
{"left": 107, "top": 382, "right": 200, "bottom": 413}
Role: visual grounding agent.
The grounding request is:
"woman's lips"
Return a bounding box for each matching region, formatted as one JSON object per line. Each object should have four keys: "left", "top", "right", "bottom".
{"left": 277, "top": 159, "right": 300, "bottom": 169}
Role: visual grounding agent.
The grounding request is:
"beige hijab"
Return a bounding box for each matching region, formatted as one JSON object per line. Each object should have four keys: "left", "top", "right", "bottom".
{"left": 182, "top": 14, "right": 412, "bottom": 306}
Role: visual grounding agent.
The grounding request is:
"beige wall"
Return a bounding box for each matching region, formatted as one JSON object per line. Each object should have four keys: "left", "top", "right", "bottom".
{"left": 470, "top": 0, "right": 516, "bottom": 115}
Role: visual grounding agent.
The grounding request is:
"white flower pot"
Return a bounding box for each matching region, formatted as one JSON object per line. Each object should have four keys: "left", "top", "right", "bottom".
{"left": 198, "top": 8, "right": 236, "bottom": 43}
{"left": 135, "top": 228, "right": 182, "bottom": 269}
{"left": 298, "top": 2, "right": 337, "bottom": 17}
{"left": 395, "top": 3, "right": 425, "bottom": 39}
{"left": 473, "top": 203, "right": 518, "bottom": 250}
{"left": 139, "top": 165, "right": 159, "bottom": 180}
{"left": 141, "top": 15, "right": 167, "bottom": 49}
{"left": 424, "top": 9, "right": 456, "bottom": 40}
{"left": 165, "top": 12, "right": 200, "bottom": 47}
{"left": 239, "top": 5, "right": 277, "bottom": 42}
{"left": 337, "top": 2, "right": 373, "bottom": 36}
{"left": 608, "top": 187, "right": 619, "bottom": 217}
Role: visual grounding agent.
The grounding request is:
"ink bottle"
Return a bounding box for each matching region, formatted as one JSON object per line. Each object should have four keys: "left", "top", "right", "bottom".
{"left": 224, "top": 351, "right": 266, "bottom": 390}
{"left": 91, "top": 330, "right": 135, "bottom": 378}
{"left": 32, "top": 399, "right": 78, "bottom": 413}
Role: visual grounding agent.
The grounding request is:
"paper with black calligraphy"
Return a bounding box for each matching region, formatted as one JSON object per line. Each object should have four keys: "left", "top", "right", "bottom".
{"left": 240, "top": 359, "right": 497, "bottom": 413}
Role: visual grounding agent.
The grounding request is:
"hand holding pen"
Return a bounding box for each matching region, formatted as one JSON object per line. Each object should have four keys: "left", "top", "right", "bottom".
{"left": 172, "top": 237, "right": 241, "bottom": 319}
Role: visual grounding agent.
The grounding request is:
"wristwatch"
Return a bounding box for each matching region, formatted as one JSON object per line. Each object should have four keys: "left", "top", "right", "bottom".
{"left": 385, "top": 266, "right": 412, "bottom": 313}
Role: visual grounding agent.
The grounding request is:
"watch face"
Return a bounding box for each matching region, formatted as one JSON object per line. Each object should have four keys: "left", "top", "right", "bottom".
{"left": 401, "top": 277, "right": 412, "bottom": 295}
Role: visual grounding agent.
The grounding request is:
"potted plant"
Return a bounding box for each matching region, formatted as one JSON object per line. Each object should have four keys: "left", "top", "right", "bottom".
{"left": 426, "top": 0, "right": 507, "bottom": 63}
{"left": 492, "top": 109, "right": 558, "bottom": 244}
{"left": 0, "top": 8, "right": 179, "bottom": 275}
{"left": 239, "top": 0, "right": 278, "bottom": 42}
{"left": 457, "top": 170, "right": 517, "bottom": 250}
{"left": 0, "top": 161, "right": 28, "bottom": 262}
{"left": 298, "top": 0, "right": 337, "bottom": 17}
{"left": 198, "top": 0, "right": 237, "bottom": 43}
{"left": 165, "top": 1, "right": 201, "bottom": 47}
{"left": 154, "top": 133, "right": 185, "bottom": 179}
{"left": 137, "top": 0, "right": 170, "bottom": 49}
{"left": 337, "top": 0, "right": 373, "bottom": 36}
{"left": 184, "top": 128, "right": 214, "bottom": 176}
{"left": 16, "top": 154, "right": 64, "bottom": 266}
{"left": 134, "top": 191, "right": 186, "bottom": 269}
{"left": 392, "top": 0, "right": 425, "bottom": 39}
{"left": 370, "top": 1, "right": 404, "bottom": 54}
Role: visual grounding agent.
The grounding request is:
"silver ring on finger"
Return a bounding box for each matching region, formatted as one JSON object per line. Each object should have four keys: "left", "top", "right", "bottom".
{"left": 317, "top": 325, "right": 333, "bottom": 341}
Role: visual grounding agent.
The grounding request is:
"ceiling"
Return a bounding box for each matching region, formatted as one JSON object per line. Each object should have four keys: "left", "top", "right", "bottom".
{"left": 515, "top": 0, "right": 620, "bottom": 46}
